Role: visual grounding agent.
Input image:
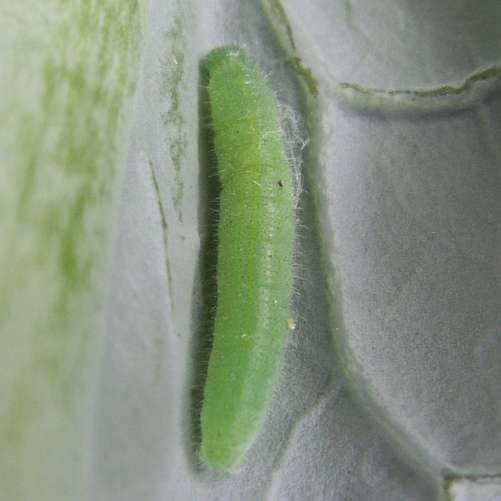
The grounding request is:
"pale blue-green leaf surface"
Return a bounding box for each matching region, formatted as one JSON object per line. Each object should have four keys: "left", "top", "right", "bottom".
{"left": 2, "top": 1, "right": 500, "bottom": 500}
{"left": 92, "top": 1, "right": 501, "bottom": 500}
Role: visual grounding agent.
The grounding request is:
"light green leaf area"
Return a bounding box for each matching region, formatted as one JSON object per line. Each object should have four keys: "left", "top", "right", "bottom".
{"left": 0, "top": 1, "right": 144, "bottom": 500}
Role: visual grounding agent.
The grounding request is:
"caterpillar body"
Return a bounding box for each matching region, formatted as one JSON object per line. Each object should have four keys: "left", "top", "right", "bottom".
{"left": 200, "top": 47, "right": 296, "bottom": 471}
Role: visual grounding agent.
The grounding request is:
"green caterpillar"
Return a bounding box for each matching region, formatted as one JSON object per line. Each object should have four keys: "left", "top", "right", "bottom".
{"left": 200, "top": 47, "right": 296, "bottom": 471}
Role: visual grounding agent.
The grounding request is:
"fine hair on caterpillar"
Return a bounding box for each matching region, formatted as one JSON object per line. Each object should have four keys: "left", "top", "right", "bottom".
{"left": 278, "top": 101, "right": 307, "bottom": 207}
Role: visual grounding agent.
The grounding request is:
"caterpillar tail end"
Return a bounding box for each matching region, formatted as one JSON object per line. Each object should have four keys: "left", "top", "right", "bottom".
{"left": 199, "top": 436, "right": 248, "bottom": 473}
